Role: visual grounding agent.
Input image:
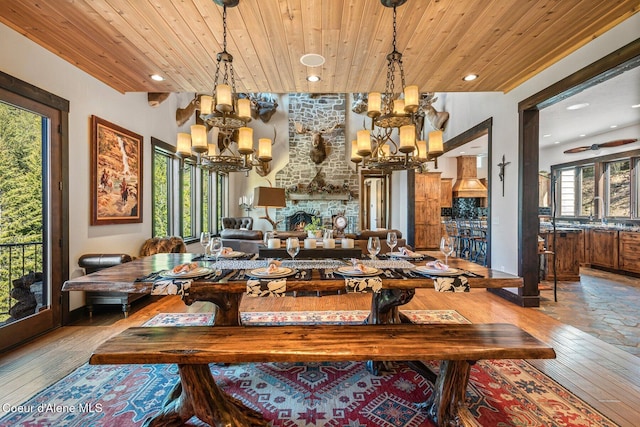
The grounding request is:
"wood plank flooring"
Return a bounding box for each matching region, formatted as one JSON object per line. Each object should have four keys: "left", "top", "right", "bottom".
{"left": 1, "top": 277, "right": 639, "bottom": 426}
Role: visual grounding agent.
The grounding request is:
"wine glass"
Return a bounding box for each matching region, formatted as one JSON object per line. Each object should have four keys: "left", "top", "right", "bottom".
{"left": 210, "top": 237, "right": 223, "bottom": 263}
{"left": 200, "top": 232, "right": 211, "bottom": 259}
{"left": 367, "top": 236, "right": 381, "bottom": 259}
{"left": 386, "top": 231, "right": 398, "bottom": 255}
{"left": 286, "top": 238, "right": 300, "bottom": 261}
{"left": 440, "top": 235, "right": 454, "bottom": 265}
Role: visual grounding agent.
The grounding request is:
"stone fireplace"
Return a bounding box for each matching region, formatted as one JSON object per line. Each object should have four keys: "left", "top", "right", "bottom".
{"left": 274, "top": 94, "right": 359, "bottom": 233}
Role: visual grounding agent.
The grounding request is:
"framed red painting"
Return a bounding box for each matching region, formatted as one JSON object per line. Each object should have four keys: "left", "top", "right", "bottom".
{"left": 90, "top": 115, "right": 143, "bottom": 225}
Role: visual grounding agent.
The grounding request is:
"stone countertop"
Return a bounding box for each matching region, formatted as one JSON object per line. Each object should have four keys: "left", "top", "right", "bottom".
{"left": 540, "top": 222, "right": 640, "bottom": 232}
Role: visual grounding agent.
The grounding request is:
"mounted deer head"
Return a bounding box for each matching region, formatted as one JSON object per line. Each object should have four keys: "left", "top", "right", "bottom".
{"left": 248, "top": 93, "right": 279, "bottom": 123}
{"left": 419, "top": 92, "right": 449, "bottom": 132}
{"left": 175, "top": 95, "right": 199, "bottom": 127}
{"left": 294, "top": 121, "right": 342, "bottom": 164}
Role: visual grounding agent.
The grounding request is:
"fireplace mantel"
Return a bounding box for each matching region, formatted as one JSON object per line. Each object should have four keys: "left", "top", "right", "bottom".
{"left": 288, "top": 193, "right": 350, "bottom": 202}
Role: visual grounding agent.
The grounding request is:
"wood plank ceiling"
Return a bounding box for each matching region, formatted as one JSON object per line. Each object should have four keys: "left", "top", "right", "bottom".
{"left": 0, "top": 0, "right": 638, "bottom": 94}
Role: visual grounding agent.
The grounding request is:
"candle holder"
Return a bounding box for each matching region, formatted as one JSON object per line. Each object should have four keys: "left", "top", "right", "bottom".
{"left": 239, "top": 195, "right": 254, "bottom": 214}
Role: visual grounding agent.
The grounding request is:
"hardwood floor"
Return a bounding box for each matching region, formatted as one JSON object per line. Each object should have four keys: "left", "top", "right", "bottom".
{"left": 1, "top": 277, "right": 639, "bottom": 426}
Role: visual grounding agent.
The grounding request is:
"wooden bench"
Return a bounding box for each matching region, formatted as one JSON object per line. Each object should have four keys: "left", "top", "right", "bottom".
{"left": 90, "top": 323, "right": 556, "bottom": 427}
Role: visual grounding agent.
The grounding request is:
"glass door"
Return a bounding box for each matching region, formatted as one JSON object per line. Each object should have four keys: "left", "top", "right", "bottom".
{"left": 0, "top": 85, "right": 64, "bottom": 352}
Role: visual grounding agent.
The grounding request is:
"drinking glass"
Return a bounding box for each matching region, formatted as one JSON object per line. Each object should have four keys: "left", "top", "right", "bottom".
{"left": 440, "top": 235, "right": 454, "bottom": 265}
{"left": 210, "top": 237, "right": 223, "bottom": 262}
{"left": 386, "top": 231, "right": 398, "bottom": 254}
{"left": 367, "top": 236, "right": 381, "bottom": 259}
{"left": 200, "top": 232, "right": 211, "bottom": 259}
{"left": 286, "top": 238, "right": 300, "bottom": 261}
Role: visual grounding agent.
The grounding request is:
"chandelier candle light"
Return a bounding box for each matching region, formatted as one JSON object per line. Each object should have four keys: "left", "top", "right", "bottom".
{"left": 353, "top": 0, "right": 443, "bottom": 172}
{"left": 176, "top": 0, "right": 272, "bottom": 176}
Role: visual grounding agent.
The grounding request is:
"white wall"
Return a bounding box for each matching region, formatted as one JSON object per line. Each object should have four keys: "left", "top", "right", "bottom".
{"left": 0, "top": 23, "right": 181, "bottom": 309}
{"left": 540, "top": 123, "right": 640, "bottom": 171}
{"left": 442, "top": 13, "right": 640, "bottom": 274}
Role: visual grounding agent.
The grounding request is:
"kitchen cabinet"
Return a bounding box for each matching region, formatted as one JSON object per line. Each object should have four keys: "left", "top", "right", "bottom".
{"left": 589, "top": 229, "right": 619, "bottom": 269}
{"left": 415, "top": 172, "right": 441, "bottom": 249}
{"left": 619, "top": 232, "right": 640, "bottom": 274}
{"left": 540, "top": 229, "right": 584, "bottom": 280}
{"left": 440, "top": 178, "right": 453, "bottom": 208}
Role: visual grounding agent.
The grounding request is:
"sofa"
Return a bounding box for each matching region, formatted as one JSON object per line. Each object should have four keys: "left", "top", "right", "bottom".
{"left": 220, "top": 217, "right": 264, "bottom": 253}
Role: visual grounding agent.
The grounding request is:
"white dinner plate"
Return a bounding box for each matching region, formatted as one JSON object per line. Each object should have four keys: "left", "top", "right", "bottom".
{"left": 159, "top": 267, "right": 213, "bottom": 279}
{"left": 336, "top": 266, "right": 381, "bottom": 277}
{"left": 414, "top": 266, "right": 461, "bottom": 277}
{"left": 249, "top": 267, "right": 295, "bottom": 279}
{"left": 221, "top": 251, "right": 245, "bottom": 258}
{"left": 388, "top": 251, "right": 423, "bottom": 259}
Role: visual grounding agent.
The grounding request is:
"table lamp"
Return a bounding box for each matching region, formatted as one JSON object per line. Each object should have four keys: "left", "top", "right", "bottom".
{"left": 253, "top": 186, "right": 286, "bottom": 229}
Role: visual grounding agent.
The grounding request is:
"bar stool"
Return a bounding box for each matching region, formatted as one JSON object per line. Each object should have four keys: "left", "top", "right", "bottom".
{"left": 537, "top": 236, "right": 557, "bottom": 302}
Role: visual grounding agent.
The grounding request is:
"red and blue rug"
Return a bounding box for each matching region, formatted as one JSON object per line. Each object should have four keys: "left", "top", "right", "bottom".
{"left": 0, "top": 311, "right": 617, "bottom": 427}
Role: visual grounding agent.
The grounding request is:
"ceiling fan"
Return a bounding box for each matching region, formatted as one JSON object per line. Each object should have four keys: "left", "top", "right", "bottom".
{"left": 563, "top": 138, "right": 638, "bottom": 154}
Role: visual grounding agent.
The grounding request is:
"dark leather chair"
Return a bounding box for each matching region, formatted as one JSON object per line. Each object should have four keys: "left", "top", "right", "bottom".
{"left": 78, "top": 253, "right": 143, "bottom": 318}
{"left": 220, "top": 217, "right": 263, "bottom": 241}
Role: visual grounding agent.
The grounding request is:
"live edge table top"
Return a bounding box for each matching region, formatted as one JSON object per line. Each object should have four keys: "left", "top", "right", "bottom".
{"left": 62, "top": 252, "right": 522, "bottom": 294}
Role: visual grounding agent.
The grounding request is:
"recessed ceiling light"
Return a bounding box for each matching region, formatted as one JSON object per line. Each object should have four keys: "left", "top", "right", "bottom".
{"left": 554, "top": 141, "right": 560, "bottom": 144}
{"left": 610, "top": 125, "right": 617, "bottom": 128}
{"left": 300, "top": 53, "right": 325, "bottom": 67}
{"left": 306, "top": 75, "right": 321, "bottom": 82}
{"left": 543, "top": 134, "right": 551, "bottom": 137}
{"left": 632, "top": 104, "right": 640, "bottom": 108}
{"left": 579, "top": 134, "right": 586, "bottom": 137}
{"left": 566, "top": 103, "right": 589, "bottom": 110}
{"left": 459, "top": 151, "right": 466, "bottom": 154}
{"left": 462, "top": 74, "right": 478, "bottom": 82}
{"left": 150, "top": 74, "right": 165, "bottom": 81}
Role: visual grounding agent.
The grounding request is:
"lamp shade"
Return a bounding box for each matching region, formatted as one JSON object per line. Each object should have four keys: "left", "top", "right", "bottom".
{"left": 367, "top": 92, "right": 381, "bottom": 116}
{"left": 200, "top": 95, "right": 213, "bottom": 115}
{"left": 237, "top": 127, "right": 254, "bottom": 155}
{"left": 237, "top": 98, "right": 251, "bottom": 120}
{"left": 190, "top": 124, "right": 208, "bottom": 153}
{"left": 176, "top": 133, "right": 192, "bottom": 157}
{"left": 393, "top": 99, "right": 405, "bottom": 115}
{"left": 253, "top": 186, "right": 286, "bottom": 208}
{"left": 416, "top": 140, "right": 427, "bottom": 160}
{"left": 404, "top": 85, "right": 419, "bottom": 112}
{"left": 428, "top": 130, "right": 444, "bottom": 154}
{"left": 215, "top": 84, "right": 232, "bottom": 112}
{"left": 258, "top": 138, "right": 272, "bottom": 161}
{"left": 350, "top": 140, "right": 362, "bottom": 163}
{"left": 356, "top": 129, "right": 372, "bottom": 156}
{"left": 399, "top": 125, "right": 416, "bottom": 153}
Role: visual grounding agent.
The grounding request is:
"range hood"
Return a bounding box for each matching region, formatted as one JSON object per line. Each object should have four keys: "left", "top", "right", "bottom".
{"left": 452, "top": 156, "right": 488, "bottom": 198}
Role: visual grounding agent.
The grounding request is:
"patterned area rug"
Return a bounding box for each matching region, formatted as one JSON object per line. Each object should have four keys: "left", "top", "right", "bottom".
{"left": 0, "top": 311, "right": 617, "bottom": 427}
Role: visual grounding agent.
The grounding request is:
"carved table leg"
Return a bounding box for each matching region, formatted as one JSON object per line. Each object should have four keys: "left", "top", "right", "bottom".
{"left": 143, "top": 364, "right": 267, "bottom": 427}
{"left": 421, "top": 360, "right": 475, "bottom": 427}
{"left": 183, "top": 293, "right": 242, "bottom": 326}
{"left": 365, "top": 289, "right": 416, "bottom": 374}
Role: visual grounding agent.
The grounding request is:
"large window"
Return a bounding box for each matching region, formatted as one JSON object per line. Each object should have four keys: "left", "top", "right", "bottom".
{"left": 151, "top": 138, "right": 226, "bottom": 241}
{"left": 552, "top": 150, "right": 640, "bottom": 222}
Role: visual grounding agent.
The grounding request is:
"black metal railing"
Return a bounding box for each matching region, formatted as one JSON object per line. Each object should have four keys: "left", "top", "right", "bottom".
{"left": 0, "top": 241, "right": 44, "bottom": 320}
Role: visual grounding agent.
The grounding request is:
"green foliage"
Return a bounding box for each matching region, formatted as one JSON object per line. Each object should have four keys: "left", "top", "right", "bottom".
{"left": 0, "top": 102, "right": 43, "bottom": 244}
{"left": 0, "top": 102, "right": 44, "bottom": 320}
{"left": 303, "top": 217, "right": 322, "bottom": 232}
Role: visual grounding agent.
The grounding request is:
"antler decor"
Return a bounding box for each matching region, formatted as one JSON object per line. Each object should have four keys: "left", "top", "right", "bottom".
{"left": 294, "top": 121, "right": 342, "bottom": 164}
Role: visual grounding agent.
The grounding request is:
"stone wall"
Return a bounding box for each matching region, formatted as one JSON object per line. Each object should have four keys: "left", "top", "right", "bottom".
{"left": 275, "top": 94, "right": 359, "bottom": 232}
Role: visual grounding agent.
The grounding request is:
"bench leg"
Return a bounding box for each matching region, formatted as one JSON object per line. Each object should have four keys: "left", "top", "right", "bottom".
{"left": 422, "top": 360, "right": 476, "bottom": 427}
{"left": 143, "top": 364, "right": 267, "bottom": 427}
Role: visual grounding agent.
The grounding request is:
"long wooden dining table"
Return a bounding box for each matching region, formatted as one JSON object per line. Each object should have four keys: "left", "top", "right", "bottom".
{"left": 62, "top": 252, "right": 522, "bottom": 326}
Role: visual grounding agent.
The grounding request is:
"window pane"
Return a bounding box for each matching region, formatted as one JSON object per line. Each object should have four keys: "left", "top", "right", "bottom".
{"left": 182, "top": 164, "right": 193, "bottom": 237}
{"left": 202, "top": 169, "right": 209, "bottom": 233}
{"left": 216, "top": 174, "right": 225, "bottom": 232}
{"left": 579, "top": 165, "right": 595, "bottom": 216}
{"left": 559, "top": 169, "right": 575, "bottom": 216}
{"left": 152, "top": 150, "right": 170, "bottom": 237}
{"left": 607, "top": 159, "right": 630, "bottom": 217}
